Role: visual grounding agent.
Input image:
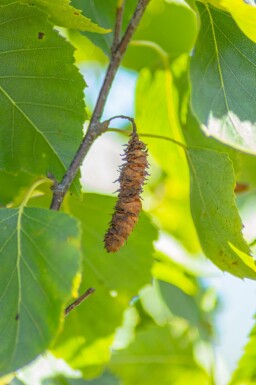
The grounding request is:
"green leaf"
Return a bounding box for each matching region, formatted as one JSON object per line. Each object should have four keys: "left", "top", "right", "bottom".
{"left": 152, "top": 252, "right": 199, "bottom": 296}
{"left": 201, "top": 0, "right": 256, "bottom": 43}
{"left": 72, "top": 0, "right": 197, "bottom": 68}
{"left": 181, "top": 103, "right": 256, "bottom": 194}
{"left": 222, "top": 1, "right": 256, "bottom": 44}
{"left": 229, "top": 322, "right": 256, "bottom": 385}
{"left": 0, "top": 205, "right": 81, "bottom": 376}
{"left": 187, "top": 148, "right": 256, "bottom": 279}
{"left": 110, "top": 325, "right": 208, "bottom": 385}
{"left": 0, "top": 171, "right": 36, "bottom": 206}
{"left": 15, "top": 0, "right": 110, "bottom": 33}
{"left": 0, "top": 3, "right": 86, "bottom": 190}
{"left": 159, "top": 280, "right": 201, "bottom": 325}
{"left": 158, "top": 280, "right": 213, "bottom": 339}
{"left": 142, "top": 253, "right": 215, "bottom": 339}
{"left": 190, "top": 3, "right": 256, "bottom": 154}
{"left": 123, "top": 0, "right": 197, "bottom": 71}
{"left": 52, "top": 194, "right": 157, "bottom": 377}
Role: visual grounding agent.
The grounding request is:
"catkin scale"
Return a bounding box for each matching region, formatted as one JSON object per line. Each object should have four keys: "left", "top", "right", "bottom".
{"left": 104, "top": 132, "right": 148, "bottom": 253}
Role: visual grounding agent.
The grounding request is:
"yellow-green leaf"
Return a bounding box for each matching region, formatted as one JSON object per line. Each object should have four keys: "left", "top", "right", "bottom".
{"left": 201, "top": 0, "right": 256, "bottom": 43}
{"left": 4, "top": 0, "right": 110, "bottom": 33}
{"left": 187, "top": 148, "right": 256, "bottom": 279}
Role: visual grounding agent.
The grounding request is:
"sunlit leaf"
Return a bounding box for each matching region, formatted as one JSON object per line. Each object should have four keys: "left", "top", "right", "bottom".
{"left": 190, "top": 3, "right": 256, "bottom": 154}
{"left": 13, "top": 0, "right": 111, "bottom": 33}
{"left": 201, "top": 0, "right": 256, "bottom": 43}
{"left": 152, "top": 252, "right": 198, "bottom": 296}
{"left": 187, "top": 148, "right": 256, "bottom": 279}
{"left": 181, "top": 104, "right": 256, "bottom": 195}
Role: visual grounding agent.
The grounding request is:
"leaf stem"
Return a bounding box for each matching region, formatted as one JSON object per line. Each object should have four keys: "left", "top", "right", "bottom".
{"left": 50, "top": 0, "right": 151, "bottom": 210}
{"left": 139, "top": 133, "right": 187, "bottom": 149}
{"left": 131, "top": 39, "right": 169, "bottom": 65}
{"left": 20, "top": 178, "right": 53, "bottom": 210}
{"left": 65, "top": 287, "right": 95, "bottom": 316}
{"left": 107, "top": 127, "right": 187, "bottom": 149}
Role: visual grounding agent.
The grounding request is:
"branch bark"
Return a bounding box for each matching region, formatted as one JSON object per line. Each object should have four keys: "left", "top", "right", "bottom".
{"left": 50, "top": 0, "right": 151, "bottom": 210}
{"left": 112, "top": 0, "right": 125, "bottom": 53}
{"left": 65, "top": 288, "right": 95, "bottom": 316}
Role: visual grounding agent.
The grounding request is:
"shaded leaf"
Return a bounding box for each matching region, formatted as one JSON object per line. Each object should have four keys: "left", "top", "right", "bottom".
{"left": 190, "top": 3, "right": 256, "bottom": 154}
{"left": 110, "top": 325, "right": 208, "bottom": 385}
{"left": 158, "top": 280, "right": 213, "bottom": 339}
{"left": 53, "top": 194, "right": 157, "bottom": 377}
{"left": 0, "top": 3, "right": 86, "bottom": 191}
{"left": 187, "top": 148, "right": 256, "bottom": 279}
{"left": 0, "top": 206, "right": 81, "bottom": 375}
{"left": 142, "top": 252, "right": 215, "bottom": 339}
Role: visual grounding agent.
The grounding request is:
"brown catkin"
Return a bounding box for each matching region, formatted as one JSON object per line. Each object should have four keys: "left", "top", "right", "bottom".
{"left": 104, "top": 132, "right": 148, "bottom": 252}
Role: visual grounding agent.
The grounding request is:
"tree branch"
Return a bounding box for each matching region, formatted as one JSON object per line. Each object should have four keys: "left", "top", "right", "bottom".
{"left": 50, "top": 0, "right": 151, "bottom": 210}
{"left": 65, "top": 287, "right": 95, "bottom": 316}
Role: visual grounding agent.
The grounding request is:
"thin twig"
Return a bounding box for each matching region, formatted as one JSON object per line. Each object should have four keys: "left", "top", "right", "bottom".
{"left": 112, "top": 0, "right": 126, "bottom": 53}
{"left": 104, "top": 114, "right": 137, "bottom": 133}
{"left": 65, "top": 287, "right": 95, "bottom": 317}
{"left": 50, "top": 0, "right": 151, "bottom": 210}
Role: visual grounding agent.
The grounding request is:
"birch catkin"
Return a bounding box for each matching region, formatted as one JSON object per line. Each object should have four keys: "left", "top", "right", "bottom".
{"left": 104, "top": 132, "right": 148, "bottom": 252}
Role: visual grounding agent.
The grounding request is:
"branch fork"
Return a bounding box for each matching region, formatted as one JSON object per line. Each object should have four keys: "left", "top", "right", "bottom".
{"left": 50, "top": 0, "right": 151, "bottom": 210}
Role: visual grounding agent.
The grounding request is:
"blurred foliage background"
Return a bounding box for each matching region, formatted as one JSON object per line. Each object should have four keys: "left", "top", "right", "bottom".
{"left": 2, "top": 0, "right": 256, "bottom": 384}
